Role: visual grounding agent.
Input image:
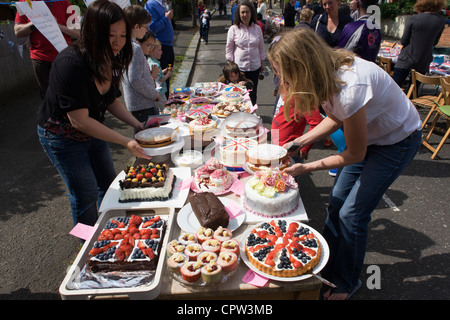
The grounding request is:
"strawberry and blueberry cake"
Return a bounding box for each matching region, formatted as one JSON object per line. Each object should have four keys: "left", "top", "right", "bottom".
{"left": 244, "top": 220, "right": 321, "bottom": 277}
{"left": 86, "top": 215, "right": 166, "bottom": 273}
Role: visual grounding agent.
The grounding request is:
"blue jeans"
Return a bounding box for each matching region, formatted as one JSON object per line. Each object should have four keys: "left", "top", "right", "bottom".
{"left": 322, "top": 130, "right": 422, "bottom": 292}
{"left": 38, "top": 125, "right": 117, "bottom": 227}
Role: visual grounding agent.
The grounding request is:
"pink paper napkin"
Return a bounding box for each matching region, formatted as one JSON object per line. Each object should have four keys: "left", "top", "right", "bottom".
{"left": 229, "top": 178, "right": 245, "bottom": 196}
{"left": 242, "top": 269, "right": 269, "bottom": 287}
{"left": 225, "top": 200, "right": 243, "bottom": 219}
{"left": 179, "top": 176, "right": 193, "bottom": 190}
{"left": 70, "top": 223, "right": 96, "bottom": 241}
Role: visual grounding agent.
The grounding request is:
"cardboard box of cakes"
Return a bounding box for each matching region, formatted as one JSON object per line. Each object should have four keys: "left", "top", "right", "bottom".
{"left": 59, "top": 207, "right": 175, "bottom": 300}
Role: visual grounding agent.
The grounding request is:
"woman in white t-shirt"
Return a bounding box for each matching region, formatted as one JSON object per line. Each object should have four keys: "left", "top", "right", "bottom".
{"left": 268, "top": 28, "right": 422, "bottom": 300}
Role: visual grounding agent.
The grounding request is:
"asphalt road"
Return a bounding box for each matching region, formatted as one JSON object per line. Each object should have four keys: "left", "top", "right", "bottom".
{"left": 1, "top": 10, "right": 449, "bottom": 301}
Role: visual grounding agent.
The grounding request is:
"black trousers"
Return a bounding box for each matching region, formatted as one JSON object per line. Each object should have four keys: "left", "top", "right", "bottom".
{"left": 31, "top": 59, "right": 52, "bottom": 99}
{"left": 243, "top": 67, "right": 261, "bottom": 105}
{"left": 160, "top": 44, "right": 175, "bottom": 98}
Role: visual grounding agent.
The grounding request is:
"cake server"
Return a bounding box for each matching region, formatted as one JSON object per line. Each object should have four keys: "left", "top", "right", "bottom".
{"left": 312, "top": 273, "right": 337, "bottom": 288}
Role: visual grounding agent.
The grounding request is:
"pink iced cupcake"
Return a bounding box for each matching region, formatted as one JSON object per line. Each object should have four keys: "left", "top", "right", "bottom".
{"left": 184, "top": 243, "right": 203, "bottom": 261}
{"left": 217, "top": 251, "right": 238, "bottom": 272}
{"left": 220, "top": 239, "right": 240, "bottom": 255}
{"left": 196, "top": 226, "right": 214, "bottom": 244}
{"left": 201, "top": 238, "right": 221, "bottom": 254}
{"left": 213, "top": 226, "right": 232, "bottom": 242}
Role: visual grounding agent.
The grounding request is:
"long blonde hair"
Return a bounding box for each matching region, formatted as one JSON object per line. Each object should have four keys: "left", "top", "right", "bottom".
{"left": 268, "top": 28, "right": 355, "bottom": 121}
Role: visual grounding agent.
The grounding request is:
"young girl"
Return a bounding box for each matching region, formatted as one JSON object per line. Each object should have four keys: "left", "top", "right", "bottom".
{"left": 217, "top": 61, "right": 253, "bottom": 90}
{"left": 269, "top": 28, "right": 421, "bottom": 300}
{"left": 121, "top": 5, "right": 160, "bottom": 123}
{"left": 147, "top": 39, "right": 173, "bottom": 101}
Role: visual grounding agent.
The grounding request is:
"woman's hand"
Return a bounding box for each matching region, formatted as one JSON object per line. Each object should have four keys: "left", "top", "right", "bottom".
{"left": 125, "top": 139, "right": 152, "bottom": 160}
{"left": 283, "top": 163, "right": 309, "bottom": 176}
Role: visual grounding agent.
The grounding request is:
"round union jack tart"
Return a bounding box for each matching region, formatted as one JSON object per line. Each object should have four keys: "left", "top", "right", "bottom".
{"left": 244, "top": 220, "right": 321, "bottom": 277}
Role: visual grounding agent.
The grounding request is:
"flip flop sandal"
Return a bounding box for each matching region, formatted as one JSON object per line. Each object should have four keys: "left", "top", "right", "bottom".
{"left": 321, "top": 279, "right": 362, "bottom": 300}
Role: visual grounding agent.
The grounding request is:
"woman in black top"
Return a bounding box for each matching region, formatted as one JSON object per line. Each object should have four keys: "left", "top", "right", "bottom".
{"left": 393, "top": 0, "right": 445, "bottom": 88}
{"left": 37, "top": 0, "right": 150, "bottom": 227}
{"left": 311, "top": 0, "right": 353, "bottom": 47}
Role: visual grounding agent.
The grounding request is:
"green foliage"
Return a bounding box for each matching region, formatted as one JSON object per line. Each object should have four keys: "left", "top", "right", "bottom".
{"left": 379, "top": 0, "right": 416, "bottom": 20}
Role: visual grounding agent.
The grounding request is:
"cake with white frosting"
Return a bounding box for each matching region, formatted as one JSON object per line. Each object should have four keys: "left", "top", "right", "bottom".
{"left": 243, "top": 168, "right": 299, "bottom": 218}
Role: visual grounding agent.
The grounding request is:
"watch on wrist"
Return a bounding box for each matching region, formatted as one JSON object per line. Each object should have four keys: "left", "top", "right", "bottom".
{"left": 30, "top": 25, "right": 37, "bottom": 32}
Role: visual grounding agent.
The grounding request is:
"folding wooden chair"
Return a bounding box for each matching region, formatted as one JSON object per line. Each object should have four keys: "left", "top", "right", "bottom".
{"left": 421, "top": 77, "right": 450, "bottom": 159}
{"left": 406, "top": 70, "right": 444, "bottom": 111}
{"left": 378, "top": 56, "right": 394, "bottom": 76}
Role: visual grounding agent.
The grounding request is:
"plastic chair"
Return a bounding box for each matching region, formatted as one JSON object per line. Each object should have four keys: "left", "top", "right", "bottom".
{"left": 421, "top": 77, "right": 450, "bottom": 159}
{"left": 406, "top": 70, "right": 444, "bottom": 111}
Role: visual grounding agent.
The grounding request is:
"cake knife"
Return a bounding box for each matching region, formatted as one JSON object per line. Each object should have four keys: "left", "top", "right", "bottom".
{"left": 312, "top": 273, "right": 337, "bottom": 288}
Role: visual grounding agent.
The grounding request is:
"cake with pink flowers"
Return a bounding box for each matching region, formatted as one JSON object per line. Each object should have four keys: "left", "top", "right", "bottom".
{"left": 243, "top": 169, "right": 299, "bottom": 218}
{"left": 194, "top": 158, "right": 234, "bottom": 193}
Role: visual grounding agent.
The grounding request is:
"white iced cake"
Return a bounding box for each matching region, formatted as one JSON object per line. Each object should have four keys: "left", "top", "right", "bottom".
{"left": 243, "top": 169, "right": 299, "bottom": 218}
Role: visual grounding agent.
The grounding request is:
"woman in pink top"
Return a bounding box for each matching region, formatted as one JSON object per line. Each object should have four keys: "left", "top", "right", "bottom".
{"left": 226, "top": 1, "right": 266, "bottom": 105}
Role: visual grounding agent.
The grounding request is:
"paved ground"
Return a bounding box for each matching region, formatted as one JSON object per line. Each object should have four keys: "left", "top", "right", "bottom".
{"left": 0, "top": 6, "right": 449, "bottom": 300}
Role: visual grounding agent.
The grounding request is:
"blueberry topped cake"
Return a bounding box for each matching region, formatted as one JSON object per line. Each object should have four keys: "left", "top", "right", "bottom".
{"left": 86, "top": 215, "right": 166, "bottom": 273}
{"left": 244, "top": 220, "right": 321, "bottom": 277}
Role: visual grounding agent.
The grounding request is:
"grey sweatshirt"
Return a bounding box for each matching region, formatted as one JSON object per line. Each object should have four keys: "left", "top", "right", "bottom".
{"left": 121, "top": 39, "right": 160, "bottom": 112}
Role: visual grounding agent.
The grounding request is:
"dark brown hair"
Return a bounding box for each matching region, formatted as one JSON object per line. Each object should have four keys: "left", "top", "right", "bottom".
{"left": 233, "top": 1, "right": 257, "bottom": 27}
{"left": 414, "top": 0, "right": 446, "bottom": 13}
{"left": 76, "top": 0, "right": 133, "bottom": 84}
{"left": 123, "top": 4, "right": 152, "bottom": 26}
{"left": 223, "top": 61, "right": 241, "bottom": 80}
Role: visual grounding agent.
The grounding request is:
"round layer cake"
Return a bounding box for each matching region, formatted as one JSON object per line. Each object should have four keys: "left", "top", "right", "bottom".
{"left": 246, "top": 143, "right": 290, "bottom": 171}
{"left": 188, "top": 117, "right": 218, "bottom": 135}
{"left": 219, "top": 92, "right": 243, "bottom": 103}
{"left": 243, "top": 169, "right": 299, "bottom": 218}
{"left": 220, "top": 138, "right": 258, "bottom": 167}
{"left": 135, "top": 127, "right": 177, "bottom": 148}
{"left": 195, "top": 87, "right": 217, "bottom": 97}
{"left": 244, "top": 220, "right": 322, "bottom": 277}
{"left": 221, "top": 112, "right": 262, "bottom": 138}
{"left": 185, "top": 107, "right": 212, "bottom": 122}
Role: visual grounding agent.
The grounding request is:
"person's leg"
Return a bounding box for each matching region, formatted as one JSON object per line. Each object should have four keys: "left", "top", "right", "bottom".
{"left": 38, "top": 126, "right": 101, "bottom": 226}
{"left": 323, "top": 130, "right": 421, "bottom": 298}
{"left": 88, "top": 138, "right": 117, "bottom": 210}
{"left": 244, "top": 68, "right": 260, "bottom": 105}
{"left": 392, "top": 67, "right": 410, "bottom": 88}
{"left": 31, "top": 59, "right": 52, "bottom": 99}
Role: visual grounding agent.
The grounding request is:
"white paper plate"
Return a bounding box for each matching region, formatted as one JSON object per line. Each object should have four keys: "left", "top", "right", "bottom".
{"left": 238, "top": 222, "right": 330, "bottom": 282}
{"left": 177, "top": 197, "right": 245, "bottom": 233}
